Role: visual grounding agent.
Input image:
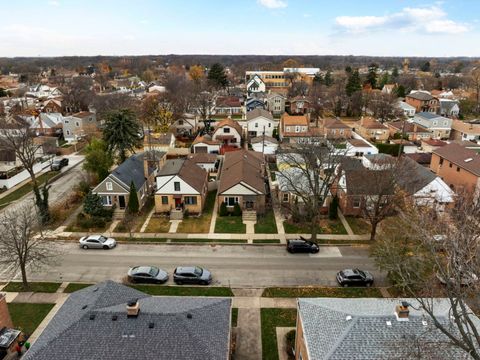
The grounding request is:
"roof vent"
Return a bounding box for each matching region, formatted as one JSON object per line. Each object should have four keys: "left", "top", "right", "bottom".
{"left": 82, "top": 305, "right": 88, "bottom": 310}
{"left": 422, "top": 320, "right": 428, "bottom": 326}
{"left": 127, "top": 299, "right": 140, "bottom": 317}
{"left": 465, "top": 158, "right": 473, "bottom": 163}
{"left": 148, "top": 322, "right": 155, "bottom": 329}
{"left": 112, "top": 315, "right": 118, "bottom": 321}
{"left": 187, "top": 313, "right": 193, "bottom": 319}
{"left": 386, "top": 321, "right": 392, "bottom": 326}
{"left": 93, "top": 287, "right": 98, "bottom": 292}
{"left": 89, "top": 314, "right": 96, "bottom": 320}
{"left": 345, "top": 315, "right": 352, "bottom": 321}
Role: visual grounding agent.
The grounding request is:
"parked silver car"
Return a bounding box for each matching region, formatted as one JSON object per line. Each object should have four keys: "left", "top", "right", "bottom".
{"left": 79, "top": 235, "right": 116, "bottom": 250}
{"left": 127, "top": 266, "right": 169, "bottom": 284}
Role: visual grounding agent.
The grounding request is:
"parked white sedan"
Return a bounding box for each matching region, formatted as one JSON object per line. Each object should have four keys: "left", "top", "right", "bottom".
{"left": 79, "top": 235, "right": 117, "bottom": 250}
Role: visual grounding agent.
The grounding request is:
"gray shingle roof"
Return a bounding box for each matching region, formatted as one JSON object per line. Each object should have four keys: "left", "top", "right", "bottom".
{"left": 111, "top": 153, "right": 153, "bottom": 190}
{"left": 24, "top": 281, "right": 231, "bottom": 360}
{"left": 298, "top": 298, "right": 477, "bottom": 360}
{"left": 407, "top": 92, "right": 434, "bottom": 101}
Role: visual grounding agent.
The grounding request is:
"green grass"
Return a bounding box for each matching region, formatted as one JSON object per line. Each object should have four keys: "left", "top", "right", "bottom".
{"left": 232, "top": 308, "right": 238, "bottom": 327}
{"left": 283, "top": 218, "right": 347, "bottom": 235}
{"left": 255, "top": 210, "right": 278, "bottom": 234}
{"left": 115, "top": 197, "right": 154, "bottom": 233}
{"left": 261, "top": 308, "right": 297, "bottom": 360}
{"left": 116, "top": 237, "right": 168, "bottom": 243}
{"left": 177, "top": 191, "right": 216, "bottom": 233}
{"left": 253, "top": 239, "right": 281, "bottom": 244}
{"left": 262, "top": 286, "right": 383, "bottom": 298}
{"left": 129, "top": 285, "right": 234, "bottom": 297}
{"left": 63, "top": 283, "right": 94, "bottom": 293}
{"left": 346, "top": 216, "right": 371, "bottom": 235}
{"left": 144, "top": 216, "right": 171, "bottom": 233}
{"left": 0, "top": 171, "right": 59, "bottom": 207}
{"left": 3, "top": 282, "right": 61, "bottom": 293}
{"left": 170, "top": 238, "right": 247, "bottom": 243}
{"left": 8, "top": 303, "right": 55, "bottom": 336}
{"left": 214, "top": 216, "right": 246, "bottom": 233}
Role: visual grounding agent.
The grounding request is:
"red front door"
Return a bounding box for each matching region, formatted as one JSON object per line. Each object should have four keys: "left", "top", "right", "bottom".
{"left": 175, "top": 198, "right": 182, "bottom": 207}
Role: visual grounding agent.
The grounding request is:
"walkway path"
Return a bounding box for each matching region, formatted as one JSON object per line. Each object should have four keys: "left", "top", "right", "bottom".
{"left": 140, "top": 208, "right": 156, "bottom": 233}
{"left": 168, "top": 220, "right": 181, "bottom": 233}
{"left": 236, "top": 308, "right": 262, "bottom": 359}
{"left": 209, "top": 196, "right": 219, "bottom": 233}
{"left": 244, "top": 221, "right": 255, "bottom": 236}
{"left": 338, "top": 210, "right": 354, "bottom": 236}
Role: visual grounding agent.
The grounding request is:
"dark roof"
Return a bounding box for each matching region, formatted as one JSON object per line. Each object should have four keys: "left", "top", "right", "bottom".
{"left": 111, "top": 153, "right": 152, "bottom": 190}
{"left": 406, "top": 92, "right": 434, "bottom": 101}
{"left": 415, "top": 112, "right": 443, "bottom": 120}
{"left": 218, "top": 150, "right": 265, "bottom": 194}
{"left": 24, "top": 281, "right": 231, "bottom": 360}
{"left": 187, "top": 153, "right": 218, "bottom": 164}
{"left": 396, "top": 156, "right": 437, "bottom": 194}
{"left": 405, "top": 152, "right": 432, "bottom": 165}
{"left": 0, "top": 150, "right": 15, "bottom": 162}
{"left": 339, "top": 157, "right": 364, "bottom": 172}
{"left": 388, "top": 121, "right": 430, "bottom": 133}
{"left": 433, "top": 143, "right": 480, "bottom": 176}
{"left": 157, "top": 158, "right": 208, "bottom": 193}
{"left": 246, "top": 108, "right": 273, "bottom": 121}
{"left": 344, "top": 169, "right": 394, "bottom": 195}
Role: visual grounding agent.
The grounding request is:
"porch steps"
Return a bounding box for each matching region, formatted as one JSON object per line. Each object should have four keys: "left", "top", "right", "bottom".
{"left": 242, "top": 210, "right": 257, "bottom": 222}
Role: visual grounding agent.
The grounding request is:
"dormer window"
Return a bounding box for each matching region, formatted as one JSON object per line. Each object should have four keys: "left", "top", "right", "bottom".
{"left": 224, "top": 127, "right": 230, "bottom": 133}
{"left": 106, "top": 182, "right": 113, "bottom": 191}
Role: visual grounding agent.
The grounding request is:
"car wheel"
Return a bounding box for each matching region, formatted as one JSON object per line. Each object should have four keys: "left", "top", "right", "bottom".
{"left": 200, "top": 281, "right": 208, "bottom": 286}
{"left": 175, "top": 281, "right": 183, "bottom": 285}
{"left": 343, "top": 283, "right": 349, "bottom": 287}
{"left": 103, "top": 245, "right": 109, "bottom": 250}
{"left": 366, "top": 282, "right": 372, "bottom": 287}
{"left": 82, "top": 245, "right": 88, "bottom": 250}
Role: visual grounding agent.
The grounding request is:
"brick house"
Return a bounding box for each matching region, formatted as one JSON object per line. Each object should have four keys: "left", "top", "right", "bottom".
{"left": 353, "top": 117, "right": 389, "bottom": 142}
{"left": 321, "top": 118, "right": 352, "bottom": 139}
{"left": 430, "top": 142, "right": 480, "bottom": 196}
{"left": 387, "top": 121, "right": 431, "bottom": 141}
{"left": 450, "top": 119, "right": 480, "bottom": 142}
{"left": 405, "top": 91, "right": 440, "bottom": 113}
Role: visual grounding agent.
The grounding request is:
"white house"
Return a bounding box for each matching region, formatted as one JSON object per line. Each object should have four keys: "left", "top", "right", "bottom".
{"left": 250, "top": 136, "right": 278, "bottom": 155}
{"left": 186, "top": 153, "right": 218, "bottom": 174}
{"left": 397, "top": 101, "right": 416, "bottom": 117}
{"left": 212, "top": 119, "right": 243, "bottom": 148}
{"left": 246, "top": 74, "right": 266, "bottom": 94}
{"left": 439, "top": 99, "right": 460, "bottom": 118}
{"left": 345, "top": 133, "right": 378, "bottom": 157}
{"left": 266, "top": 93, "right": 286, "bottom": 116}
{"left": 413, "top": 112, "right": 453, "bottom": 139}
{"left": 191, "top": 134, "right": 221, "bottom": 154}
{"left": 246, "top": 108, "right": 277, "bottom": 138}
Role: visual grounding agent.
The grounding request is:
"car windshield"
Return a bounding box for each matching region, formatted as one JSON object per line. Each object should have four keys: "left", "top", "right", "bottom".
{"left": 356, "top": 269, "right": 366, "bottom": 277}
{"left": 98, "top": 236, "right": 107, "bottom": 243}
{"left": 194, "top": 267, "right": 203, "bottom": 276}
{"left": 53, "top": 160, "right": 61, "bottom": 165}
{"left": 149, "top": 267, "right": 159, "bottom": 276}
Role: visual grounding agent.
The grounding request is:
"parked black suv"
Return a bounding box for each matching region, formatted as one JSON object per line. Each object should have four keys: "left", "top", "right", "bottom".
{"left": 286, "top": 237, "right": 319, "bottom": 254}
{"left": 336, "top": 269, "right": 374, "bottom": 287}
{"left": 173, "top": 266, "right": 212, "bottom": 285}
{"left": 51, "top": 158, "right": 69, "bottom": 171}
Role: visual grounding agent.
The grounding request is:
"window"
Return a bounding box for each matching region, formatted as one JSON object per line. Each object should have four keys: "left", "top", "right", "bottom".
{"left": 102, "top": 196, "right": 112, "bottom": 206}
{"left": 224, "top": 127, "right": 230, "bottom": 133}
{"left": 161, "top": 196, "right": 168, "bottom": 205}
{"left": 295, "top": 126, "right": 300, "bottom": 133}
{"left": 439, "top": 158, "right": 444, "bottom": 165}
{"left": 353, "top": 197, "right": 361, "bottom": 208}
{"left": 184, "top": 196, "right": 197, "bottom": 205}
{"left": 64, "top": 120, "right": 69, "bottom": 124}
{"left": 255, "top": 123, "right": 258, "bottom": 128}
{"left": 225, "top": 197, "right": 238, "bottom": 206}
{"left": 174, "top": 182, "right": 180, "bottom": 191}
{"left": 106, "top": 182, "right": 113, "bottom": 191}
{"left": 66, "top": 130, "right": 71, "bottom": 135}
{"left": 449, "top": 163, "right": 453, "bottom": 168}
{"left": 268, "top": 123, "right": 271, "bottom": 128}
{"left": 178, "top": 120, "right": 184, "bottom": 125}
{"left": 282, "top": 193, "right": 289, "bottom": 202}
{"left": 75, "top": 121, "right": 80, "bottom": 127}
{"left": 457, "top": 167, "right": 460, "bottom": 172}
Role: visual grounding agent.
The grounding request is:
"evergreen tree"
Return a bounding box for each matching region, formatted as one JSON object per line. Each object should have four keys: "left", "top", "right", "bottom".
{"left": 313, "top": 73, "right": 324, "bottom": 84}
{"left": 207, "top": 63, "right": 228, "bottom": 88}
{"left": 346, "top": 69, "right": 362, "bottom": 97}
{"left": 379, "top": 73, "right": 390, "bottom": 89}
{"left": 395, "top": 84, "right": 406, "bottom": 98}
{"left": 392, "top": 67, "right": 399, "bottom": 78}
{"left": 366, "top": 63, "right": 379, "bottom": 88}
{"left": 328, "top": 196, "right": 339, "bottom": 220}
{"left": 83, "top": 138, "right": 113, "bottom": 181}
{"left": 420, "top": 61, "right": 431, "bottom": 72}
{"left": 324, "top": 71, "right": 333, "bottom": 87}
{"left": 103, "top": 109, "right": 142, "bottom": 163}
{"left": 83, "top": 191, "right": 105, "bottom": 217}
{"left": 127, "top": 181, "right": 140, "bottom": 214}
{"left": 127, "top": 181, "right": 139, "bottom": 214}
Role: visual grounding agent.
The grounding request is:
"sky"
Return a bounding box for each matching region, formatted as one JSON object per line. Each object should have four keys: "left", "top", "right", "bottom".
{"left": 0, "top": 0, "right": 479, "bottom": 57}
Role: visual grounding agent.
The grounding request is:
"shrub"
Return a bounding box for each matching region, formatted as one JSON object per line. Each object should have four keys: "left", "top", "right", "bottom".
{"left": 232, "top": 203, "right": 242, "bottom": 216}
{"left": 329, "top": 195, "right": 339, "bottom": 220}
{"left": 219, "top": 202, "right": 228, "bottom": 217}
{"left": 285, "top": 330, "right": 296, "bottom": 358}
{"left": 83, "top": 192, "right": 105, "bottom": 217}
{"left": 76, "top": 180, "right": 91, "bottom": 196}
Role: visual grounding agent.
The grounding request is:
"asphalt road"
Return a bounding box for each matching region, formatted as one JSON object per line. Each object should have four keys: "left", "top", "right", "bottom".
{"left": 12, "top": 242, "right": 386, "bottom": 287}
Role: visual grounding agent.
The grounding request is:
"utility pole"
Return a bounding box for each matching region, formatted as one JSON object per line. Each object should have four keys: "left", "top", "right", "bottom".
{"left": 262, "top": 125, "right": 265, "bottom": 155}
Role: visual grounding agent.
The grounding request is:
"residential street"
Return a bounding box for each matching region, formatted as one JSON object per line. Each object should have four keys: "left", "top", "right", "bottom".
{"left": 9, "top": 242, "right": 385, "bottom": 287}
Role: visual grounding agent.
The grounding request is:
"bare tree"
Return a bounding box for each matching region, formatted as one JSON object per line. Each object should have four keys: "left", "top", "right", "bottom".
{"left": 277, "top": 140, "right": 345, "bottom": 242}
{"left": 372, "top": 193, "right": 480, "bottom": 359}
{"left": 0, "top": 204, "right": 55, "bottom": 290}
{"left": 62, "top": 76, "right": 95, "bottom": 113}
{"left": 0, "top": 122, "right": 52, "bottom": 224}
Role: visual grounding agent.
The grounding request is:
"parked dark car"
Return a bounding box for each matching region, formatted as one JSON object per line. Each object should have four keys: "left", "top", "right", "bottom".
{"left": 127, "top": 266, "right": 169, "bottom": 284}
{"left": 173, "top": 266, "right": 212, "bottom": 285}
{"left": 51, "top": 158, "right": 69, "bottom": 171}
{"left": 336, "top": 269, "right": 374, "bottom": 287}
{"left": 286, "top": 237, "right": 319, "bottom": 254}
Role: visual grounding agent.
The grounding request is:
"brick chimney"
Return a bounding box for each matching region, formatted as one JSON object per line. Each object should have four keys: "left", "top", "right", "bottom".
{"left": 0, "top": 293, "right": 13, "bottom": 328}
{"left": 360, "top": 116, "right": 364, "bottom": 126}
{"left": 413, "top": 124, "right": 418, "bottom": 133}
{"left": 127, "top": 299, "right": 140, "bottom": 317}
{"left": 395, "top": 302, "right": 410, "bottom": 321}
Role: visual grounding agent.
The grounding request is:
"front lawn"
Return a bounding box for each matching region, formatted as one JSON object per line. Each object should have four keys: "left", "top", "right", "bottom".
{"left": 232, "top": 308, "right": 238, "bottom": 327}
{"left": 177, "top": 191, "right": 216, "bottom": 233}
{"left": 115, "top": 197, "right": 155, "bottom": 233}
{"left": 261, "top": 308, "right": 297, "bottom": 360}
{"left": 8, "top": 303, "right": 55, "bottom": 335}
{"left": 3, "top": 282, "right": 62, "bottom": 293}
{"left": 129, "top": 285, "right": 234, "bottom": 297}
{"left": 144, "top": 216, "right": 171, "bottom": 233}
{"left": 253, "top": 239, "right": 281, "bottom": 244}
{"left": 0, "top": 171, "right": 60, "bottom": 208}
{"left": 255, "top": 210, "right": 278, "bottom": 234}
{"left": 284, "top": 218, "right": 347, "bottom": 234}
{"left": 346, "top": 216, "right": 371, "bottom": 235}
{"left": 214, "top": 216, "right": 246, "bottom": 233}
{"left": 63, "top": 283, "right": 94, "bottom": 293}
{"left": 262, "top": 286, "right": 383, "bottom": 298}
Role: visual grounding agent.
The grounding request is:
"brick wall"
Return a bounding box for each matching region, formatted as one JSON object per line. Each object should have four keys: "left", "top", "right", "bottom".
{"left": 0, "top": 293, "right": 13, "bottom": 328}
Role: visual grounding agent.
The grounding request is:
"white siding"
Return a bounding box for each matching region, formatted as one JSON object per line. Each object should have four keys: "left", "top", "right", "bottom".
{"left": 221, "top": 183, "right": 258, "bottom": 195}
{"left": 156, "top": 175, "right": 200, "bottom": 195}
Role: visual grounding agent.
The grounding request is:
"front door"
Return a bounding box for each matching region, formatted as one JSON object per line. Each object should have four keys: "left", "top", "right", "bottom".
{"left": 175, "top": 198, "right": 182, "bottom": 207}
{"left": 119, "top": 196, "right": 126, "bottom": 209}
